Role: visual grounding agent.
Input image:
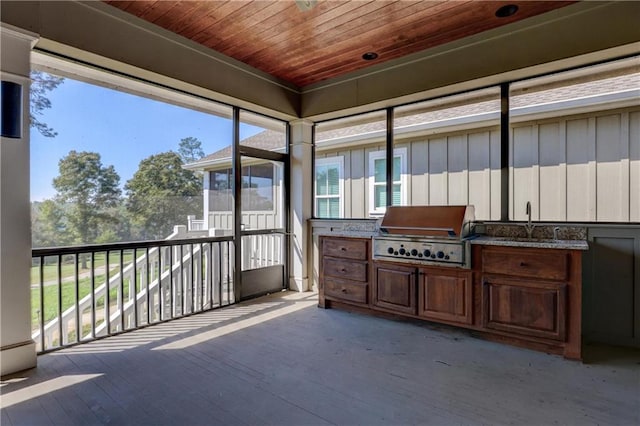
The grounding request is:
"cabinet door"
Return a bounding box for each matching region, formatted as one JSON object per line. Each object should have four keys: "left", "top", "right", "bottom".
{"left": 418, "top": 269, "right": 472, "bottom": 324}
{"left": 372, "top": 263, "right": 417, "bottom": 315}
{"left": 482, "top": 277, "right": 567, "bottom": 341}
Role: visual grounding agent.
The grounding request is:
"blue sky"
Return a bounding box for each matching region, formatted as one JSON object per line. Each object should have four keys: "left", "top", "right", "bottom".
{"left": 31, "top": 74, "right": 262, "bottom": 201}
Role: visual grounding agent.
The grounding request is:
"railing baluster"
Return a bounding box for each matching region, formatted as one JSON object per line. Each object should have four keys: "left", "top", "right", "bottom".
{"left": 200, "top": 242, "right": 204, "bottom": 312}
{"left": 208, "top": 242, "right": 213, "bottom": 309}
{"left": 218, "top": 242, "right": 222, "bottom": 307}
{"left": 133, "top": 249, "right": 138, "bottom": 329}
{"left": 39, "top": 256, "right": 45, "bottom": 351}
{"left": 32, "top": 235, "right": 234, "bottom": 354}
{"left": 191, "top": 244, "right": 195, "bottom": 313}
{"left": 145, "top": 247, "right": 152, "bottom": 325}
{"left": 169, "top": 246, "right": 174, "bottom": 318}
{"left": 91, "top": 252, "right": 95, "bottom": 339}
{"left": 75, "top": 253, "right": 80, "bottom": 343}
{"left": 106, "top": 251, "right": 111, "bottom": 336}
{"left": 119, "top": 250, "right": 124, "bottom": 331}
{"left": 227, "top": 241, "right": 231, "bottom": 305}
{"left": 57, "top": 255, "right": 62, "bottom": 348}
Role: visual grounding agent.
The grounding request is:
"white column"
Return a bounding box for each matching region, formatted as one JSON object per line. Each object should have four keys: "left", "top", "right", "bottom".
{"left": 1, "top": 24, "right": 38, "bottom": 375}
{"left": 289, "top": 119, "right": 313, "bottom": 292}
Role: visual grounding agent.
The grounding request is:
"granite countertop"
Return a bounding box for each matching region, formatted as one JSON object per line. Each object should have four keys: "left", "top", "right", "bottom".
{"left": 470, "top": 236, "right": 589, "bottom": 250}
{"left": 311, "top": 219, "right": 589, "bottom": 250}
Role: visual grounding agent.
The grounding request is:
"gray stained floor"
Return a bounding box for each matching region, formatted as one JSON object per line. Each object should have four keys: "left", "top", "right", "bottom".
{"left": 1, "top": 291, "right": 639, "bottom": 426}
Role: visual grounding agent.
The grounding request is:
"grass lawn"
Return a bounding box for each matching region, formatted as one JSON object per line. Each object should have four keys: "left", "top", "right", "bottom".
{"left": 31, "top": 251, "right": 135, "bottom": 284}
{"left": 31, "top": 268, "right": 139, "bottom": 328}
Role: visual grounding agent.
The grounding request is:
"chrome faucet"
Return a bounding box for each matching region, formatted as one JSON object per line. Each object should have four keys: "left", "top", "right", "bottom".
{"left": 553, "top": 226, "right": 560, "bottom": 240}
{"left": 523, "top": 201, "right": 535, "bottom": 239}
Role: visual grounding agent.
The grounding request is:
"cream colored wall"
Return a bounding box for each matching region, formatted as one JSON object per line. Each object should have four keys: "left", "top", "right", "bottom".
{"left": 317, "top": 127, "right": 502, "bottom": 221}
{"left": 511, "top": 107, "right": 640, "bottom": 222}
{"left": 0, "top": 24, "right": 37, "bottom": 375}
{"left": 317, "top": 106, "right": 640, "bottom": 223}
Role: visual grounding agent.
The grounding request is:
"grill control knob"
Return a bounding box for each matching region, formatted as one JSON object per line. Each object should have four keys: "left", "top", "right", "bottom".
{"left": 423, "top": 249, "right": 431, "bottom": 257}
{"left": 399, "top": 248, "right": 406, "bottom": 255}
{"left": 387, "top": 247, "right": 394, "bottom": 254}
{"left": 410, "top": 249, "right": 418, "bottom": 256}
{"left": 437, "top": 251, "right": 445, "bottom": 259}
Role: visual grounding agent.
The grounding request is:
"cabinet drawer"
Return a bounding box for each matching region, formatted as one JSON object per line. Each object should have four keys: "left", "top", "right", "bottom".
{"left": 322, "top": 238, "right": 368, "bottom": 261}
{"left": 324, "top": 277, "right": 368, "bottom": 305}
{"left": 323, "top": 258, "right": 367, "bottom": 282}
{"left": 482, "top": 249, "right": 568, "bottom": 281}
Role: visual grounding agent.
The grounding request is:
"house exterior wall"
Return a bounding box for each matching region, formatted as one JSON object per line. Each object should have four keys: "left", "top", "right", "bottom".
{"left": 316, "top": 105, "right": 640, "bottom": 224}
{"left": 510, "top": 107, "right": 640, "bottom": 222}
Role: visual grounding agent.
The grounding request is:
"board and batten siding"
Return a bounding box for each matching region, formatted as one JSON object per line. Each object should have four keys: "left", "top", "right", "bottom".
{"left": 316, "top": 127, "right": 502, "bottom": 221}
{"left": 511, "top": 107, "right": 640, "bottom": 222}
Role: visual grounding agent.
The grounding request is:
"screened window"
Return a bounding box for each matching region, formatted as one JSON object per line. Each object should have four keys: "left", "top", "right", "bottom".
{"left": 209, "top": 164, "right": 275, "bottom": 212}
{"left": 315, "top": 157, "right": 344, "bottom": 218}
{"left": 369, "top": 148, "right": 407, "bottom": 215}
{"left": 242, "top": 163, "right": 274, "bottom": 211}
{"left": 209, "top": 169, "right": 232, "bottom": 211}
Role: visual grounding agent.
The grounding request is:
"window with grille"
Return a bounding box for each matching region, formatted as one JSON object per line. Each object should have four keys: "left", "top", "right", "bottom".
{"left": 369, "top": 148, "right": 407, "bottom": 215}
{"left": 315, "top": 157, "right": 344, "bottom": 218}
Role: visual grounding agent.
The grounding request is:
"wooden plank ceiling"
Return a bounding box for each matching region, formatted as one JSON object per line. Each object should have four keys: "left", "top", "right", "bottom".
{"left": 104, "top": 0, "right": 573, "bottom": 88}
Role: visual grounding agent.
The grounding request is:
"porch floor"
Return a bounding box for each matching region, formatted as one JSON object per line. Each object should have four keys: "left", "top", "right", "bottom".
{"left": 1, "top": 291, "right": 638, "bottom": 425}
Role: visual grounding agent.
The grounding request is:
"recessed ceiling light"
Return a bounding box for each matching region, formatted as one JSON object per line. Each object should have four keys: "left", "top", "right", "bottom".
{"left": 495, "top": 4, "right": 518, "bottom": 18}
{"left": 362, "top": 52, "right": 379, "bottom": 61}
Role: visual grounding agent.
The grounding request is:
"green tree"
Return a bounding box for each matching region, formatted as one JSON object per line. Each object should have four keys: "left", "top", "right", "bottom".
{"left": 125, "top": 152, "right": 202, "bottom": 240}
{"left": 30, "top": 71, "right": 64, "bottom": 138}
{"left": 31, "top": 199, "right": 72, "bottom": 248}
{"left": 53, "top": 151, "right": 122, "bottom": 247}
{"left": 177, "top": 136, "right": 205, "bottom": 164}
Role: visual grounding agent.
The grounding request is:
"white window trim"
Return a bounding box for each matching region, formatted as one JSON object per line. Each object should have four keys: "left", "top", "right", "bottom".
{"left": 368, "top": 148, "right": 408, "bottom": 216}
{"left": 315, "top": 156, "right": 344, "bottom": 218}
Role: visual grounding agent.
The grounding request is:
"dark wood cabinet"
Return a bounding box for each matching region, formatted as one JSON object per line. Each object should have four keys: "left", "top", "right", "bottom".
{"left": 482, "top": 277, "right": 566, "bottom": 341}
{"left": 372, "top": 262, "right": 417, "bottom": 315}
{"left": 418, "top": 268, "right": 472, "bottom": 325}
{"left": 319, "top": 236, "right": 583, "bottom": 360}
{"left": 479, "top": 245, "right": 581, "bottom": 359}
{"left": 319, "top": 236, "right": 370, "bottom": 307}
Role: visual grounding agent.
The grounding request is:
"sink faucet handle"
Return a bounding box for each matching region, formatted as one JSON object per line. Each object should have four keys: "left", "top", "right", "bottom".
{"left": 553, "top": 226, "right": 560, "bottom": 240}
{"left": 526, "top": 201, "right": 531, "bottom": 216}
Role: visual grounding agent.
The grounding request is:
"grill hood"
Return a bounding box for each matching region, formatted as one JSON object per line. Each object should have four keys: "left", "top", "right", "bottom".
{"left": 379, "top": 205, "right": 475, "bottom": 239}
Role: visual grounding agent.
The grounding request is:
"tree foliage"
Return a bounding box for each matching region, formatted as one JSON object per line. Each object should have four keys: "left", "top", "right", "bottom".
{"left": 177, "top": 136, "right": 205, "bottom": 164}
{"left": 53, "top": 151, "right": 122, "bottom": 245}
{"left": 125, "top": 151, "right": 202, "bottom": 240}
{"left": 31, "top": 200, "right": 72, "bottom": 248}
{"left": 30, "top": 71, "right": 64, "bottom": 138}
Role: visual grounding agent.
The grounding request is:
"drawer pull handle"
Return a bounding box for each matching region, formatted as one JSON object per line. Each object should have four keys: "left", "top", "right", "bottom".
{"left": 520, "top": 262, "right": 527, "bottom": 267}
{"left": 340, "top": 268, "right": 346, "bottom": 272}
{"left": 341, "top": 288, "right": 347, "bottom": 293}
{"left": 340, "top": 247, "right": 346, "bottom": 251}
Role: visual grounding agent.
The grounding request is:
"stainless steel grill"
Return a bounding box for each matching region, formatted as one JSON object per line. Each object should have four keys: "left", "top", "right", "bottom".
{"left": 372, "top": 205, "right": 475, "bottom": 268}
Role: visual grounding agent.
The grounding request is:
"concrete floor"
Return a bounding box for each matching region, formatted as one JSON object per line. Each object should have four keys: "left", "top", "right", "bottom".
{"left": 1, "top": 291, "right": 638, "bottom": 425}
